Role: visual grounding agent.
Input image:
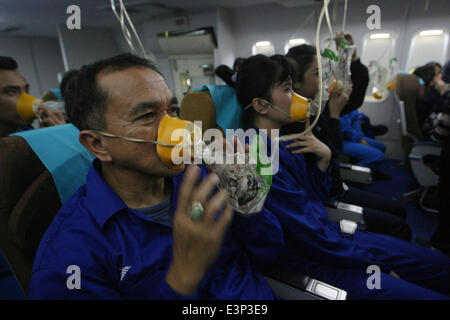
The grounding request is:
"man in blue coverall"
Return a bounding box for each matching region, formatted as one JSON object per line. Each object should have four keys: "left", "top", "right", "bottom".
{"left": 28, "top": 53, "right": 284, "bottom": 299}
{"left": 340, "top": 110, "right": 386, "bottom": 168}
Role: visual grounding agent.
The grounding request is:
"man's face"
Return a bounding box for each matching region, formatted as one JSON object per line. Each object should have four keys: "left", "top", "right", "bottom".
{"left": 98, "top": 67, "right": 181, "bottom": 177}
{"left": 0, "top": 70, "right": 31, "bottom": 126}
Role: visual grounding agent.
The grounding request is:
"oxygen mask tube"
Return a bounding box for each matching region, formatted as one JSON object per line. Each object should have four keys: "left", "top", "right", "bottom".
{"left": 110, "top": 0, "right": 156, "bottom": 62}
{"left": 278, "top": 0, "right": 329, "bottom": 142}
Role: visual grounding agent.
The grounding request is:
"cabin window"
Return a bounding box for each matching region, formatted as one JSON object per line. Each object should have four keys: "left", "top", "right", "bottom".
{"left": 405, "top": 29, "right": 449, "bottom": 72}
{"left": 252, "top": 41, "right": 275, "bottom": 56}
{"left": 361, "top": 32, "right": 396, "bottom": 72}
{"left": 361, "top": 32, "right": 397, "bottom": 102}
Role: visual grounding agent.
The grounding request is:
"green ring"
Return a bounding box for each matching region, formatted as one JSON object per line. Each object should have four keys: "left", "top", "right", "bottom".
{"left": 189, "top": 202, "right": 204, "bottom": 221}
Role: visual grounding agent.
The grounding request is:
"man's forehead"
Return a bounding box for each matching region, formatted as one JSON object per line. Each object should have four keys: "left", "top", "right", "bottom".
{"left": 99, "top": 67, "right": 170, "bottom": 96}
{"left": 0, "top": 70, "right": 27, "bottom": 86}
{"left": 98, "top": 67, "right": 174, "bottom": 113}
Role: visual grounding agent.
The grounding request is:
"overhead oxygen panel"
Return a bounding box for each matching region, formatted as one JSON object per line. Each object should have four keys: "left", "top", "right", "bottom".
{"left": 157, "top": 27, "right": 217, "bottom": 55}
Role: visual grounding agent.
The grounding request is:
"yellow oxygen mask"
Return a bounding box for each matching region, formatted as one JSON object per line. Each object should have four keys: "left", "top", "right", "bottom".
{"left": 245, "top": 91, "right": 311, "bottom": 123}
{"left": 93, "top": 114, "right": 203, "bottom": 170}
{"left": 387, "top": 81, "right": 396, "bottom": 90}
{"left": 289, "top": 91, "right": 311, "bottom": 122}
{"left": 16, "top": 92, "right": 43, "bottom": 121}
{"left": 328, "top": 79, "right": 343, "bottom": 95}
{"left": 156, "top": 114, "right": 202, "bottom": 170}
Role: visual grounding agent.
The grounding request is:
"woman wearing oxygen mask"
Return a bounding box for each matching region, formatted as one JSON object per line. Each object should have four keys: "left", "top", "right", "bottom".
{"left": 226, "top": 53, "right": 450, "bottom": 299}
{"left": 286, "top": 42, "right": 413, "bottom": 241}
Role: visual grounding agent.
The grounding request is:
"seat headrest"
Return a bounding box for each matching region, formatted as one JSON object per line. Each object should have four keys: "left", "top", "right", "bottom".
{"left": 0, "top": 136, "right": 47, "bottom": 222}
{"left": 41, "top": 91, "right": 59, "bottom": 102}
{"left": 180, "top": 90, "right": 217, "bottom": 133}
{"left": 395, "top": 73, "right": 424, "bottom": 102}
{"left": 11, "top": 124, "right": 95, "bottom": 204}
{"left": 8, "top": 170, "right": 61, "bottom": 251}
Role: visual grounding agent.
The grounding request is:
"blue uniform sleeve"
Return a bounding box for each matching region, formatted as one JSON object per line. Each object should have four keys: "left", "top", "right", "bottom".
{"left": 340, "top": 111, "right": 364, "bottom": 142}
{"left": 265, "top": 175, "right": 391, "bottom": 273}
{"left": 340, "top": 113, "right": 354, "bottom": 141}
{"left": 29, "top": 265, "right": 123, "bottom": 299}
{"left": 306, "top": 160, "right": 333, "bottom": 203}
{"left": 231, "top": 207, "right": 285, "bottom": 268}
{"left": 120, "top": 269, "right": 199, "bottom": 300}
{"left": 351, "top": 112, "right": 365, "bottom": 141}
{"left": 29, "top": 264, "right": 199, "bottom": 300}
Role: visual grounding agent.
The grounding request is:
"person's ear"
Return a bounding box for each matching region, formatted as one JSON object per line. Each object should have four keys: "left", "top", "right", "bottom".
{"left": 251, "top": 98, "right": 270, "bottom": 115}
{"left": 78, "top": 130, "right": 113, "bottom": 162}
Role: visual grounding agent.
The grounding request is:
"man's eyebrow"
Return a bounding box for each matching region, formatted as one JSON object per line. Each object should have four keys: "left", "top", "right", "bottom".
{"left": 129, "top": 101, "right": 158, "bottom": 118}
{"left": 1, "top": 85, "right": 21, "bottom": 91}
{"left": 1, "top": 83, "right": 30, "bottom": 92}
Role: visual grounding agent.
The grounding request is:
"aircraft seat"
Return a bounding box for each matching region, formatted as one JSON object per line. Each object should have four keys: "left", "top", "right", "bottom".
{"left": 0, "top": 136, "right": 61, "bottom": 294}
{"left": 395, "top": 73, "right": 441, "bottom": 213}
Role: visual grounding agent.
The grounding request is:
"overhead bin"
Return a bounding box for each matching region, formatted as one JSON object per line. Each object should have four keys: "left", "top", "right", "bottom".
{"left": 157, "top": 26, "right": 217, "bottom": 55}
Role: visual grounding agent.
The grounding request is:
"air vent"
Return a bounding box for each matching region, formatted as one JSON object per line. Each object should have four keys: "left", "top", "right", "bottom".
{"left": 157, "top": 27, "right": 217, "bottom": 55}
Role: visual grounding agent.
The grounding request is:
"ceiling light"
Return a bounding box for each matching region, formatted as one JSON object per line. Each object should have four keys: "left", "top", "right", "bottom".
{"left": 289, "top": 38, "right": 306, "bottom": 45}
{"left": 370, "top": 33, "right": 391, "bottom": 40}
{"left": 419, "top": 30, "right": 443, "bottom": 37}
{"left": 255, "top": 41, "right": 271, "bottom": 47}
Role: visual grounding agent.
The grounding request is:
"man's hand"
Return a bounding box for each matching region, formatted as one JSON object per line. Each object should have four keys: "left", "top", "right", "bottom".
{"left": 360, "top": 139, "right": 370, "bottom": 146}
{"left": 36, "top": 103, "right": 66, "bottom": 127}
{"left": 166, "top": 165, "right": 233, "bottom": 295}
{"left": 285, "top": 130, "right": 332, "bottom": 172}
{"left": 329, "top": 87, "right": 352, "bottom": 119}
{"left": 433, "top": 78, "right": 450, "bottom": 96}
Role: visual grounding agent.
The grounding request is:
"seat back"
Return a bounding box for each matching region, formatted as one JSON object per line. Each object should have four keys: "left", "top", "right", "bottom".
{"left": 395, "top": 73, "right": 425, "bottom": 160}
{"left": 180, "top": 90, "right": 221, "bottom": 133}
{"left": 0, "top": 136, "right": 61, "bottom": 294}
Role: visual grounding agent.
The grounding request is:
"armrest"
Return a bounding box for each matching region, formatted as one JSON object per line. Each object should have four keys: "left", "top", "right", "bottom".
{"left": 262, "top": 265, "right": 347, "bottom": 300}
{"left": 410, "top": 143, "right": 442, "bottom": 159}
{"left": 325, "top": 201, "right": 367, "bottom": 230}
{"left": 339, "top": 163, "right": 371, "bottom": 173}
{"left": 413, "top": 141, "right": 441, "bottom": 147}
{"left": 409, "top": 143, "right": 441, "bottom": 187}
{"left": 339, "top": 163, "right": 373, "bottom": 185}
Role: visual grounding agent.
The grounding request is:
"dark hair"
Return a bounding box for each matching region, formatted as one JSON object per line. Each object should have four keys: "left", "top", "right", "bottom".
{"left": 215, "top": 57, "right": 248, "bottom": 87}
{"left": 425, "top": 61, "right": 442, "bottom": 71}
{"left": 233, "top": 57, "right": 245, "bottom": 72}
{"left": 215, "top": 64, "right": 235, "bottom": 87}
{"left": 442, "top": 59, "right": 450, "bottom": 83}
{"left": 59, "top": 69, "right": 79, "bottom": 99}
{"left": 235, "top": 54, "right": 295, "bottom": 129}
{"left": 413, "top": 65, "right": 436, "bottom": 88}
{"left": 65, "top": 53, "right": 160, "bottom": 131}
{"left": 0, "top": 56, "right": 18, "bottom": 71}
{"left": 286, "top": 44, "right": 316, "bottom": 83}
